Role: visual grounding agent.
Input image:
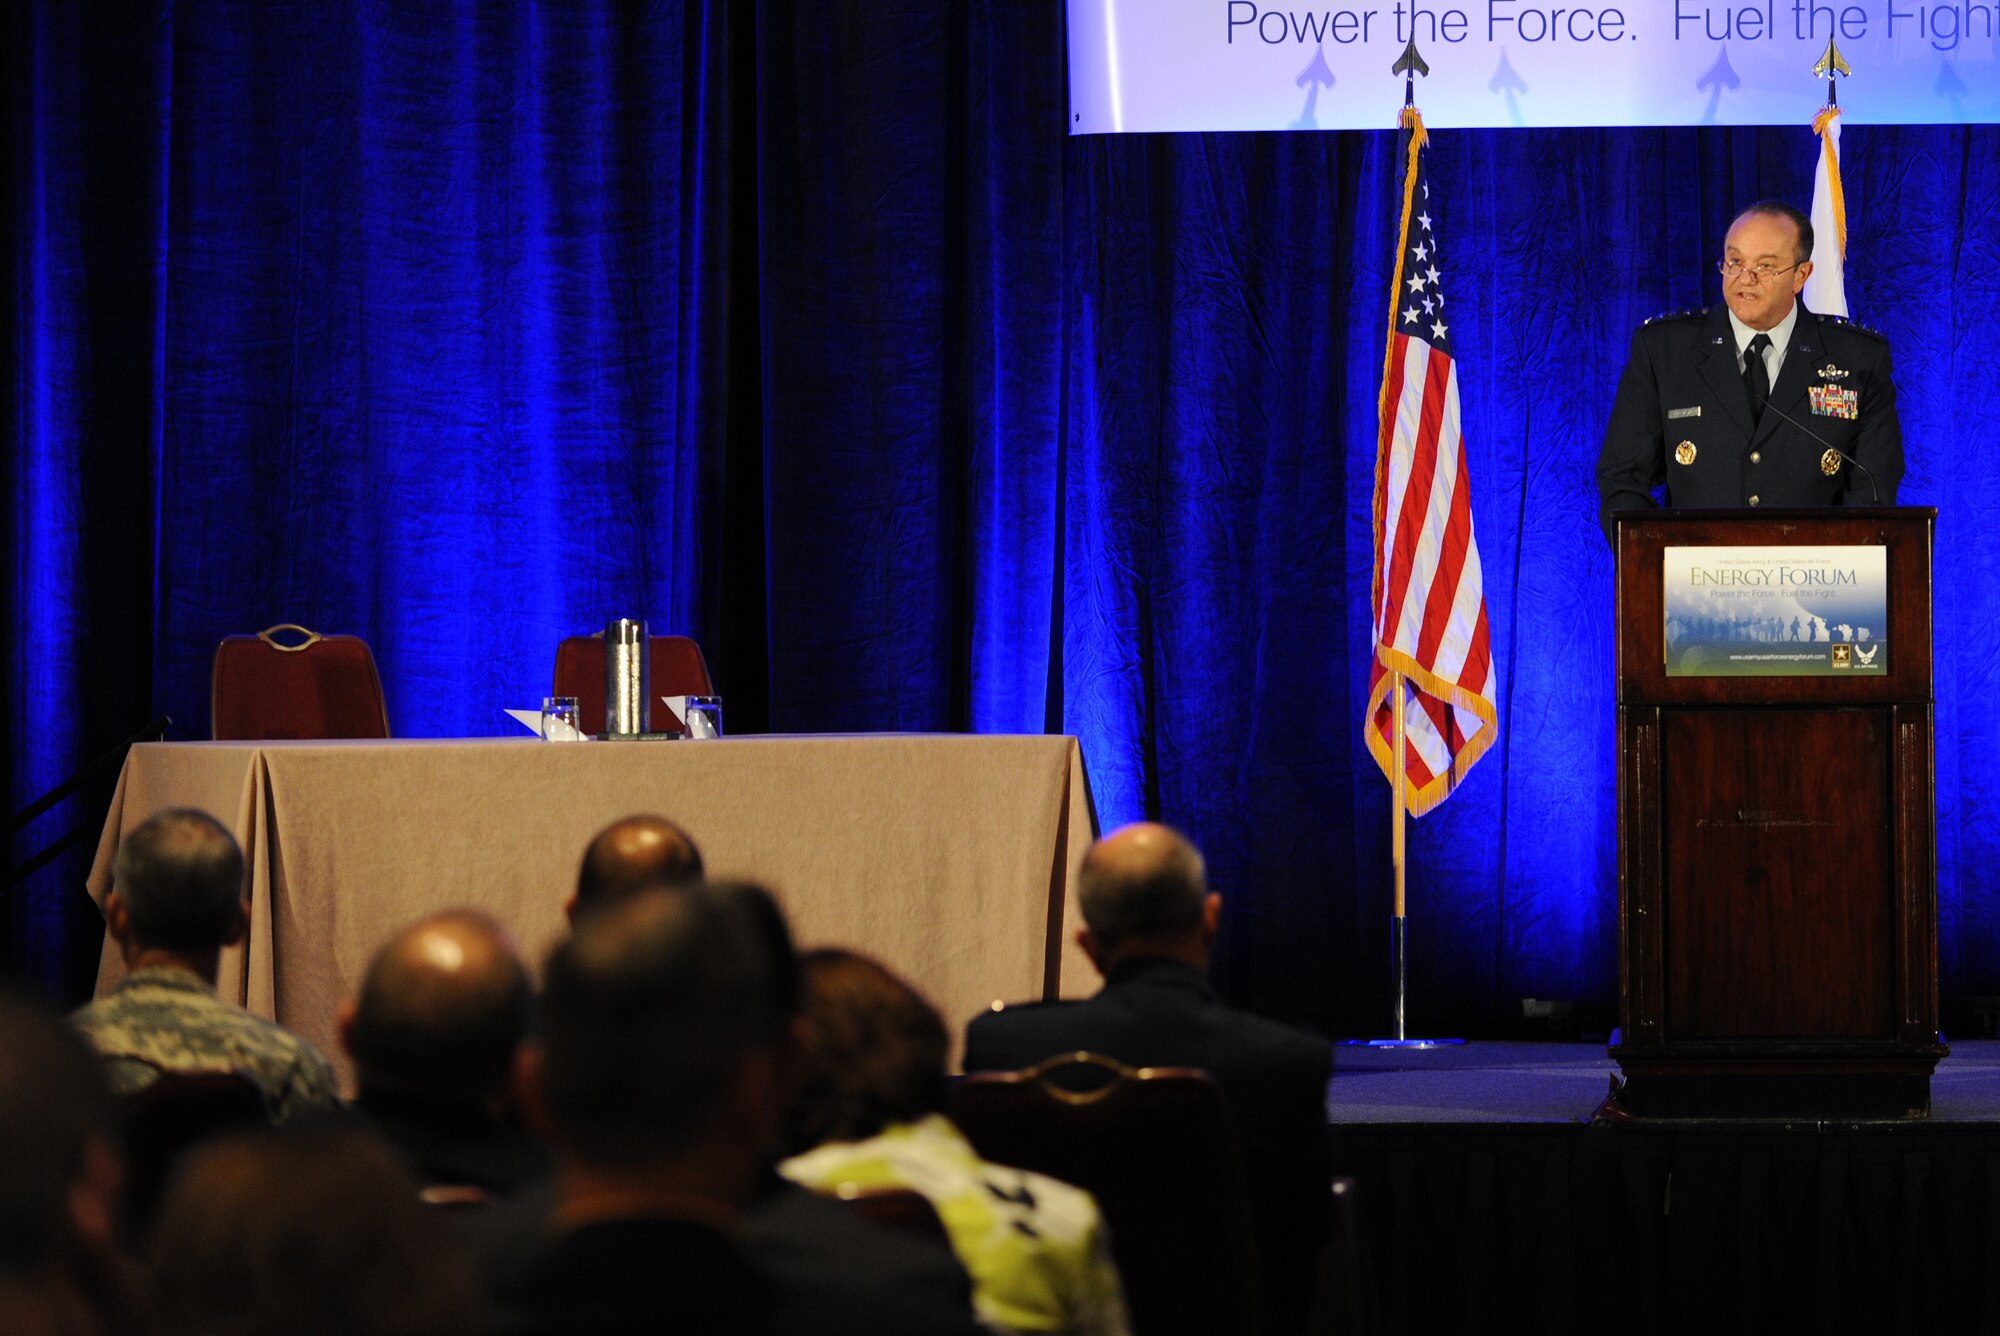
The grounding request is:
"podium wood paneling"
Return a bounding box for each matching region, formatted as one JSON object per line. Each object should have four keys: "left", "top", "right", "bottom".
{"left": 1610, "top": 509, "right": 1943, "bottom": 1118}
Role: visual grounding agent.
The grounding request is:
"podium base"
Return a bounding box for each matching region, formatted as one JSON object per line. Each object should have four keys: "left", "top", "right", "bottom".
{"left": 1607, "top": 1040, "right": 1947, "bottom": 1120}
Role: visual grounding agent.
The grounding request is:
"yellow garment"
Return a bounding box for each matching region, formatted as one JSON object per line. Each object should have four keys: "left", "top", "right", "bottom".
{"left": 781, "top": 1114, "right": 1131, "bottom": 1336}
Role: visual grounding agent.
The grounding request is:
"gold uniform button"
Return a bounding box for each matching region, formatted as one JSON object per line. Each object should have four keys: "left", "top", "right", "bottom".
{"left": 1749, "top": 451, "right": 1761, "bottom": 464}
{"left": 1749, "top": 495, "right": 1761, "bottom": 506}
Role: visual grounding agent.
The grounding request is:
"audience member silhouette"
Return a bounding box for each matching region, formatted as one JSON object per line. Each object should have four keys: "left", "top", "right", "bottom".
{"left": 74, "top": 808, "right": 339, "bottom": 1122}
{"left": 0, "top": 993, "right": 136, "bottom": 1336}
{"left": 715, "top": 884, "right": 974, "bottom": 1309}
{"left": 495, "top": 887, "right": 979, "bottom": 1335}
{"left": 568, "top": 813, "right": 705, "bottom": 920}
{"left": 146, "top": 1124, "right": 485, "bottom": 1336}
{"left": 964, "top": 821, "right": 1333, "bottom": 1335}
{"left": 782, "top": 948, "right": 1131, "bottom": 1336}
{"left": 340, "top": 909, "right": 549, "bottom": 1197}
{"left": 462, "top": 882, "right": 973, "bottom": 1312}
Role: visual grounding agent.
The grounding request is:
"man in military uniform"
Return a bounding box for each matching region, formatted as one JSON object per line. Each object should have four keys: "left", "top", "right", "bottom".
{"left": 1596, "top": 201, "right": 1903, "bottom": 546}
{"left": 73, "top": 807, "right": 340, "bottom": 1122}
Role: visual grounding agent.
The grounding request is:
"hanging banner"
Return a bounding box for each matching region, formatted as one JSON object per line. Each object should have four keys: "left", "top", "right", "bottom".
{"left": 1067, "top": 0, "right": 2000, "bottom": 131}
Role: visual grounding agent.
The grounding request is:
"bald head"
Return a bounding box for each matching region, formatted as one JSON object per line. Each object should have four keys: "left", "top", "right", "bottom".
{"left": 574, "top": 815, "right": 705, "bottom": 917}
{"left": 347, "top": 910, "right": 531, "bottom": 1100}
{"left": 1077, "top": 822, "right": 1213, "bottom": 966}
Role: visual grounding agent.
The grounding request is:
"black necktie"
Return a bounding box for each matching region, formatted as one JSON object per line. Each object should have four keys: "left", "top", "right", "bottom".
{"left": 1743, "top": 332, "right": 1772, "bottom": 424}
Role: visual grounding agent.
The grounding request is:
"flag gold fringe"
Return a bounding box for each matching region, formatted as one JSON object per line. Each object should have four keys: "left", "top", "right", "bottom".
{"left": 1813, "top": 105, "right": 1846, "bottom": 260}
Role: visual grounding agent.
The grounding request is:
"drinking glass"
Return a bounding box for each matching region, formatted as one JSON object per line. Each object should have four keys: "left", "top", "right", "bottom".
{"left": 540, "top": 696, "right": 583, "bottom": 742}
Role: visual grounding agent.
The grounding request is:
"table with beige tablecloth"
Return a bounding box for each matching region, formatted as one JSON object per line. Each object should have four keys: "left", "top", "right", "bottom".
{"left": 87, "top": 735, "right": 1097, "bottom": 1087}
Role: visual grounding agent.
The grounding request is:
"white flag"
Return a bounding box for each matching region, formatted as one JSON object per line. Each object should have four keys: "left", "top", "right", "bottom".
{"left": 1805, "top": 107, "right": 1848, "bottom": 317}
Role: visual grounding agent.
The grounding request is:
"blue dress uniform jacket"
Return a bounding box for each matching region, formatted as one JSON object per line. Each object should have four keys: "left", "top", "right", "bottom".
{"left": 1596, "top": 301, "right": 1903, "bottom": 544}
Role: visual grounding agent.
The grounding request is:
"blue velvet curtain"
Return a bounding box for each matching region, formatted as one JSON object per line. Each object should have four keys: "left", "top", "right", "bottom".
{"left": 8, "top": 1, "right": 1998, "bottom": 1035}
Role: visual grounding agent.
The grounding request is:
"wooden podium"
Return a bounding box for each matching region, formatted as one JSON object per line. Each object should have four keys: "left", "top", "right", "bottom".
{"left": 1610, "top": 508, "right": 1945, "bottom": 1118}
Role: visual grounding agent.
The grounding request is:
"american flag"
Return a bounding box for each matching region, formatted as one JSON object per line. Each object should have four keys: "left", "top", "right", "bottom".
{"left": 1365, "top": 109, "right": 1498, "bottom": 817}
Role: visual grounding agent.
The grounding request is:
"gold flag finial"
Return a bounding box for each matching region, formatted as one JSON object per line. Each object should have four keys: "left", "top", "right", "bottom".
{"left": 1813, "top": 35, "right": 1852, "bottom": 108}
{"left": 1813, "top": 35, "right": 1853, "bottom": 81}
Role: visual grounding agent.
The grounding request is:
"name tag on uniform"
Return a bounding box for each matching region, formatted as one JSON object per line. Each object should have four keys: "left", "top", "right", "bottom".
{"left": 1809, "top": 385, "right": 1859, "bottom": 420}
{"left": 1668, "top": 407, "right": 1701, "bottom": 420}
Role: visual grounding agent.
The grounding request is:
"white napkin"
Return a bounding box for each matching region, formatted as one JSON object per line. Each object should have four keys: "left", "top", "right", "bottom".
{"left": 663, "top": 696, "right": 720, "bottom": 740}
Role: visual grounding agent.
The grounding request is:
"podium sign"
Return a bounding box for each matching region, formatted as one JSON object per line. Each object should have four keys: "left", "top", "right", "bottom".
{"left": 1662, "top": 545, "right": 1890, "bottom": 678}
{"left": 1611, "top": 510, "right": 1943, "bottom": 1118}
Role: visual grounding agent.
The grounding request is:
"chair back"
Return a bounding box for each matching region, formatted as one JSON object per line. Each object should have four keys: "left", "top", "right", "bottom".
{"left": 119, "top": 1067, "right": 271, "bottom": 1232}
{"left": 950, "top": 1052, "right": 1260, "bottom": 1336}
{"left": 552, "top": 633, "right": 713, "bottom": 735}
{"left": 211, "top": 624, "right": 390, "bottom": 740}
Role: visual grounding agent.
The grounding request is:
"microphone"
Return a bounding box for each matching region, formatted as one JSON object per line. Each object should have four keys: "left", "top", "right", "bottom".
{"left": 1756, "top": 395, "right": 1882, "bottom": 504}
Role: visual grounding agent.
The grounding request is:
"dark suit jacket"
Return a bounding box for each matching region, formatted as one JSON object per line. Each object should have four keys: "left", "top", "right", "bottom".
{"left": 963, "top": 957, "right": 1333, "bottom": 1335}
{"left": 1596, "top": 301, "right": 1902, "bottom": 544}
{"left": 466, "top": 1171, "right": 973, "bottom": 1323}
{"left": 352, "top": 1089, "right": 551, "bottom": 1197}
{"left": 491, "top": 1214, "right": 982, "bottom": 1336}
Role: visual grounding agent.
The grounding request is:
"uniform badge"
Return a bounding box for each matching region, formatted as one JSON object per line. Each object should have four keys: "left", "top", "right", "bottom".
{"left": 1809, "top": 384, "right": 1859, "bottom": 420}
{"left": 1818, "top": 363, "right": 1850, "bottom": 380}
{"left": 1675, "top": 440, "right": 1697, "bottom": 466}
{"left": 1821, "top": 448, "right": 1843, "bottom": 476}
{"left": 1667, "top": 407, "right": 1701, "bottom": 420}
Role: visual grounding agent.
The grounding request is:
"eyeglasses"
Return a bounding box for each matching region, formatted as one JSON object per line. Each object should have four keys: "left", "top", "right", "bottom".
{"left": 1717, "top": 258, "right": 1805, "bottom": 281}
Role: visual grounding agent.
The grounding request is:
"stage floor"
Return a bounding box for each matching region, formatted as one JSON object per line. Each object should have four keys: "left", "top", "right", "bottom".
{"left": 1328, "top": 1037, "right": 2000, "bottom": 1124}
{"left": 1323, "top": 1039, "right": 2000, "bottom": 1334}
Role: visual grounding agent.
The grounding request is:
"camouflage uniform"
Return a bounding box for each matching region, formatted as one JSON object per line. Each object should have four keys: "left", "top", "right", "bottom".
{"left": 71, "top": 965, "right": 342, "bottom": 1123}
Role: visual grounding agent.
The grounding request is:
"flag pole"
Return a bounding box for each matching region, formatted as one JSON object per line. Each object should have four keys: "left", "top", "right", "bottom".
{"left": 1361, "top": 669, "right": 1458, "bottom": 1047}
{"left": 1391, "top": 670, "right": 1409, "bottom": 1040}
{"left": 1341, "top": 39, "right": 1472, "bottom": 1052}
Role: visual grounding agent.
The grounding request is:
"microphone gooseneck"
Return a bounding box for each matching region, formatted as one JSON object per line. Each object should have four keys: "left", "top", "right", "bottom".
{"left": 1756, "top": 395, "right": 1882, "bottom": 505}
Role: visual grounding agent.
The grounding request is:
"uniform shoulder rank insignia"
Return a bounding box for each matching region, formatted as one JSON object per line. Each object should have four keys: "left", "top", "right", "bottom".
{"left": 1819, "top": 313, "right": 1888, "bottom": 341}
{"left": 1644, "top": 307, "right": 1708, "bottom": 326}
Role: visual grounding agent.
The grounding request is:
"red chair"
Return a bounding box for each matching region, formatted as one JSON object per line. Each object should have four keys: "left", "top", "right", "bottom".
{"left": 552, "top": 632, "right": 713, "bottom": 735}
{"left": 211, "top": 625, "right": 390, "bottom": 740}
{"left": 950, "top": 1052, "right": 1261, "bottom": 1336}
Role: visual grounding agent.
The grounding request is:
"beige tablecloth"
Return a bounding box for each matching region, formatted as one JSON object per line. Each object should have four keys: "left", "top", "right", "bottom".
{"left": 87, "top": 735, "right": 1097, "bottom": 1087}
